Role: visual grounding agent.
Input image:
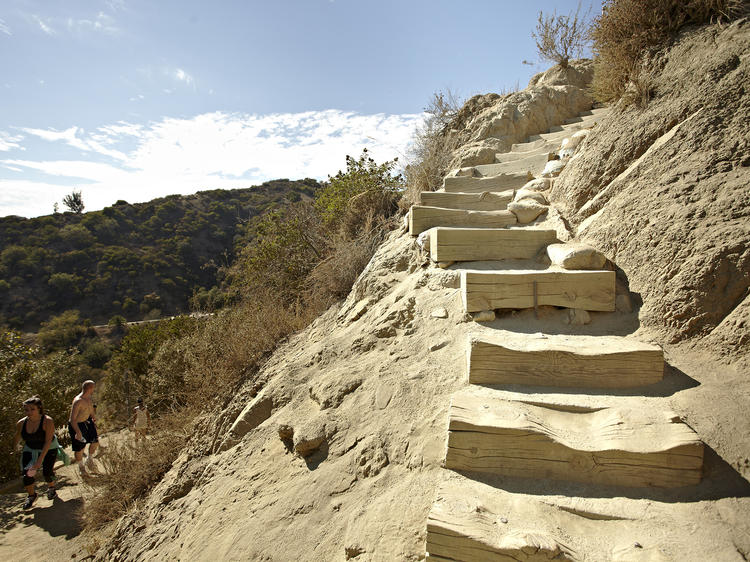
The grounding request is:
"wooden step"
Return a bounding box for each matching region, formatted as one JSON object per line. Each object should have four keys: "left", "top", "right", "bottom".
{"left": 488, "top": 152, "right": 551, "bottom": 176}
{"left": 461, "top": 269, "right": 615, "bottom": 312}
{"left": 409, "top": 206, "right": 516, "bottom": 236}
{"left": 468, "top": 332, "right": 664, "bottom": 388}
{"left": 510, "top": 138, "right": 547, "bottom": 153}
{"left": 445, "top": 391, "right": 704, "bottom": 487}
{"left": 427, "top": 478, "right": 731, "bottom": 561}
{"left": 419, "top": 191, "right": 513, "bottom": 211}
{"left": 430, "top": 228, "right": 557, "bottom": 263}
{"left": 491, "top": 149, "right": 551, "bottom": 165}
{"left": 443, "top": 173, "right": 528, "bottom": 193}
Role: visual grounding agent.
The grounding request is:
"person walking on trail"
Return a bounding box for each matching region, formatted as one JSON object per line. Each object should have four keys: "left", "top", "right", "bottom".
{"left": 131, "top": 398, "right": 151, "bottom": 441}
{"left": 13, "top": 396, "right": 66, "bottom": 509}
{"left": 69, "top": 380, "right": 99, "bottom": 475}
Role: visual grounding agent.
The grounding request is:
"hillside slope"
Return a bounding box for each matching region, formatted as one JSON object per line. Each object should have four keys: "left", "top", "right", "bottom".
{"left": 96, "top": 21, "right": 750, "bottom": 562}
{"left": 551, "top": 20, "right": 750, "bottom": 366}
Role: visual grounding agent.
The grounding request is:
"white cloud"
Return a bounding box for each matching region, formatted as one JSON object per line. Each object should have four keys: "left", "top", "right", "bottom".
{"left": 32, "top": 15, "right": 55, "bottom": 35}
{"left": 0, "top": 18, "right": 11, "bottom": 36}
{"left": 175, "top": 68, "right": 193, "bottom": 86}
{"left": 1, "top": 109, "right": 425, "bottom": 217}
{"left": 0, "top": 132, "right": 24, "bottom": 151}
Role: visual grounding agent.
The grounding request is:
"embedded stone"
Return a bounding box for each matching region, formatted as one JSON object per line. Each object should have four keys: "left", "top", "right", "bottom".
{"left": 547, "top": 243, "right": 607, "bottom": 270}
{"left": 507, "top": 200, "right": 548, "bottom": 224}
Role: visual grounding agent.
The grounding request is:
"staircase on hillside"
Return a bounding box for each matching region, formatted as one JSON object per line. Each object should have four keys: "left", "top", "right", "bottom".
{"left": 411, "top": 105, "right": 710, "bottom": 561}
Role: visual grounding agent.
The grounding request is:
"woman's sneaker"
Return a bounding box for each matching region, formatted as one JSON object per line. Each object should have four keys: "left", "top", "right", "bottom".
{"left": 46, "top": 487, "right": 57, "bottom": 500}
{"left": 23, "top": 494, "right": 37, "bottom": 509}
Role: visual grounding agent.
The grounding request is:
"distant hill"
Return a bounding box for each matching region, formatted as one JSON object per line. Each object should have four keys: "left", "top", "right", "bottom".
{"left": 0, "top": 179, "right": 321, "bottom": 329}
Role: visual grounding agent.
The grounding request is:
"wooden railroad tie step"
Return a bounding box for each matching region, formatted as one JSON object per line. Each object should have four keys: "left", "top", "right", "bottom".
{"left": 443, "top": 173, "right": 529, "bottom": 193}
{"left": 419, "top": 190, "right": 513, "bottom": 212}
{"left": 409, "top": 206, "right": 516, "bottom": 236}
{"left": 429, "top": 228, "right": 557, "bottom": 263}
{"left": 461, "top": 269, "right": 615, "bottom": 312}
{"left": 444, "top": 391, "right": 704, "bottom": 488}
{"left": 426, "top": 478, "right": 732, "bottom": 561}
{"left": 467, "top": 332, "right": 663, "bottom": 388}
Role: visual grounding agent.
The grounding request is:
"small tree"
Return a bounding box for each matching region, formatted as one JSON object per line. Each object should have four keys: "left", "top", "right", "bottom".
{"left": 63, "top": 189, "right": 85, "bottom": 213}
{"left": 532, "top": 4, "right": 591, "bottom": 68}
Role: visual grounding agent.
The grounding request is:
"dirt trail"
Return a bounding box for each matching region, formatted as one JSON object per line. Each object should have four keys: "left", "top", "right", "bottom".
{"left": 0, "top": 433, "right": 120, "bottom": 561}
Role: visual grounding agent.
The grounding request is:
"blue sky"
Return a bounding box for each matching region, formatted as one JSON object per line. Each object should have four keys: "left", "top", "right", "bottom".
{"left": 0, "top": 0, "right": 596, "bottom": 217}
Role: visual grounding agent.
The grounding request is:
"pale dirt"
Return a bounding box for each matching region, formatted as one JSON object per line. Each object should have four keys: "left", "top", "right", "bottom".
{"left": 3, "top": 19, "right": 750, "bottom": 562}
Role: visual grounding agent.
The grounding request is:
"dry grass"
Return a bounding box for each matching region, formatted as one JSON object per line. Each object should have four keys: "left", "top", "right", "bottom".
{"left": 591, "top": 0, "right": 748, "bottom": 103}
{"left": 81, "top": 411, "right": 189, "bottom": 531}
{"left": 532, "top": 4, "right": 591, "bottom": 68}
{"left": 402, "top": 91, "right": 462, "bottom": 208}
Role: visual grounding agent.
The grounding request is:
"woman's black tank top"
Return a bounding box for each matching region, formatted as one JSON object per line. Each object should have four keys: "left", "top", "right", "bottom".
{"left": 22, "top": 417, "right": 47, "bottom": 449}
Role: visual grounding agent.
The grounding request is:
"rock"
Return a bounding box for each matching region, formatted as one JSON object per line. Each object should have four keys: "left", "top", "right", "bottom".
{"left": 453, "top": 141, "right": 502, "bottom": 168}
{"left": 278, "top": 424, "right": 294, "bottom": 441}
{"left": 218, "top": 393, "right": 273, "bottom": 451}
{"left": 345, "top": 299, "right": 369, "bottom": 324}
{"left": 547, "top": 243, "right": 607, "bottom": 270}
{"left": 565, "top": 308, "right": 591, "bottom": 325}
{"left": 429, "top": 340, "right": 449, "bottom": 352}
{"left": 309, "top": 375, "right": 363, "bottom": 409}
{"left": 431, "top": 307, "right": 448, "bottom": 318}
{"left": 471, "top": 310, "right": 496, "bottom": 322}
{"left": 374, "top": 383, "right": 394, "bottom": 409}
{"left": 416, "top": 230, "right": 431, "bottom": 252}
{"left": 514, "top": 189, "right": 548, "bottom": 205}
{"left": 438, "top": 261, "right": 455, "bottom": 269}
{"left": 423, "top": 270, "right": 461, "bottom": 290}
{"left": 293, "top": 421, "right": 328, "bottom": 457}
{"left": 541, "top": 159, "right": 566, "bottom": 178}
{"left": 451, "top": 166, "right": 480, "bottom": 178}
{"left": 520, "top": 177, "right": 553, "bottom": 192}
{"left": 528, "top": 59, "right": 594, "bottom": 88}
{"left": 508, "top": 200, "right": 548, "bottom": 224}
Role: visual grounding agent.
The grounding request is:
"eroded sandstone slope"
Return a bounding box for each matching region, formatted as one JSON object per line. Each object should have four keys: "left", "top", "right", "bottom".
{"left": 99, "top": 20, "right": 750, "bottom": 562}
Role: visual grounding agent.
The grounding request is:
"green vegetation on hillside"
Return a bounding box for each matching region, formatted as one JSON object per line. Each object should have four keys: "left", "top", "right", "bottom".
{"left": 83, "top": 150, "right": 403, "bottom": 529}
{"left": 0, "top": 179, "right": 320, "bottom": 330}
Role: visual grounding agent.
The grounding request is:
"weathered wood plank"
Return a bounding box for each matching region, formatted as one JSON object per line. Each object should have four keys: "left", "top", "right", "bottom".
{"left": 409, "top": 206, "right": 517, "bottom": 236}
{"left": 467, "top": 332, "right": 663, "bottom": 388}
{"left": 430, "top": 228, "right": 557, "bottom": 263}
{"left": 444, "top": 393, "right": 704, "bottom": 488}
{"left": 426, "top": 477, "right": 730, "bottom": 562}
{"left": 443, "top": 173, "right": 528, "bottom": 193}
{"left": 419, "top": 191, "right": 513, "bottom": 211}
{"left": 461, "top": 269, "right": 615, "bottom": 312}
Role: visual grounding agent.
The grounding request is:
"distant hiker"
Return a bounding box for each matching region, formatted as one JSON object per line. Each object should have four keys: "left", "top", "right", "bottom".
{"left": 130, "top": 398, "right": 151, "bottom": 441}
{"left": 13, "top": 396, "right": 66, "bottom": 509}
{"left": 69, "top": 380, "right": 99, "bottom": 475}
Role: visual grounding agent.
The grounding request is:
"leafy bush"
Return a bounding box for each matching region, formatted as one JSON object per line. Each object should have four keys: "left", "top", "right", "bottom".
{"left": 591, "top": 0, "right": 748, "bottom": 102}
{"left": 532, "top": 4, "right": 591, "bottom": 68}
{"left": 0, "top": 330, "right": 81, "bottom": 480}
{"left": 37, "top": 310, "right": 87, "bottom": 351}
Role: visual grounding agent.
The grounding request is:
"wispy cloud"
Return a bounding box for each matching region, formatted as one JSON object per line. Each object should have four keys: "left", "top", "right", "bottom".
{"left": 32, "top": 15, "right": 55, "bottom": 35}
{"left": 174, "top": 68, "right": 193, "bottom": 85}
{"left": 0, "top": 18, "right": 11, "bottom": 36}
{"left": 1, "top": 110, "right": 425, "bottom": 217}
{"left": 0, "top": 131, "right": 24, "bottom": 151}
{"left": 66, "top": 12, "right": 119, "bottom": 35}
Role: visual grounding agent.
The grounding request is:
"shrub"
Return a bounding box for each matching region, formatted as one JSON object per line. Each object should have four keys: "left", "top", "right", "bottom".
{"left": 591, "top": 0, "right": 749, "bottom": 102}
{"left": 0, "top": 330, "right": 81, "bottom": 480}
{"left": 532, "top": 4, "right": 591, "bottom": 68}
{"left": 403, "top": 91, "right": 463, "bottom": 207}
{"left": 37, "top": 310, "right": 87, "bottom": 351}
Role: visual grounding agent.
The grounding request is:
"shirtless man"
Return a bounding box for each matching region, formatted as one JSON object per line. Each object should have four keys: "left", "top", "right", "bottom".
{"left": 69, "top": 380, "right": 99, "bottom": 474}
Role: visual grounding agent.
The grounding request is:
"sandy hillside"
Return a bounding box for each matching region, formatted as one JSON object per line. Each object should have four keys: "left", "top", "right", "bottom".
{"left": 6, "top": 19, "right": 748, "bottom": 562}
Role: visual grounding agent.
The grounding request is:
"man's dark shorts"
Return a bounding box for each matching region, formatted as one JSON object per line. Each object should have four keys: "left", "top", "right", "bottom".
{"left": 68, "top": 418, "right": 98, "bottom": 452}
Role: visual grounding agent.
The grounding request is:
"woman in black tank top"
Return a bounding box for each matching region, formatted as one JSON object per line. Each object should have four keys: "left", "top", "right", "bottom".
{"left": 12, "top": 396, "right": 58, "bottom": 509}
